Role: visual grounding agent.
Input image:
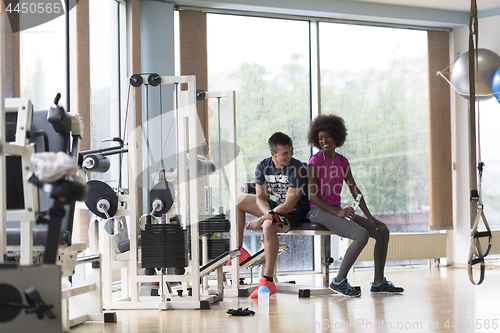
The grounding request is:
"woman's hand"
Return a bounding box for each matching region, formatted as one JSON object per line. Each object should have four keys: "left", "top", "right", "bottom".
{"left": 368, "top": 216, "right": 386, "bottom": 230}
{"left": 337, "top": 207, "right": 355, "bottom": 219}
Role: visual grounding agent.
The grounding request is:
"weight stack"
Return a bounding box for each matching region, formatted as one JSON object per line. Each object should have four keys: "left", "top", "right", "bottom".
{"left": 199, "top": 213, "right": 231, "bottom": 236}
{"left": 141, "top": 223, "right": 188, "bottom": 270}
{"left": 199, "top": 238, "right": 230, "bottom": 261}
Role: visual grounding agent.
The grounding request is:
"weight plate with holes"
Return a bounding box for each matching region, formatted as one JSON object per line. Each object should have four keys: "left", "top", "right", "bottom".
{"left": 85, "top": 180, "right": 118, "bottom": 219}
{"left": 149, "top": 180, "right": 175, "bottom": 217}
{"left": 147, "top": 73, "right": 161, "bottom": 87}
{"left": 130, "top": 74, "right": 143, "bottom": 87}
{"left": 0, "top": 283, "right": 23, "bottom": 323}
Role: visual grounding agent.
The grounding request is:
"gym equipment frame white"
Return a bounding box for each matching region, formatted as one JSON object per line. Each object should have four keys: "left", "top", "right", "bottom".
{"left": 100, "top": 76, "right": 240, "bottom": 310}
{"left": 3, "top": 98, "right": 38, "bottom": 265}
{"left": 199, "top": 90, "right": 240, "bottom": 298}
{"left": 1, "top": 98, "right": 108, "bottom": 332}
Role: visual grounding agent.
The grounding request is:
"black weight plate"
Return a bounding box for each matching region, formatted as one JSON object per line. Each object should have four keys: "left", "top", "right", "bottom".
{"left": 0, "top": 283, "right": 23, "bottom": 323}
{"left": 149, "top": 180, "right": 175, "bottom": 217}
{"left": 85, "top": 180, "right": 118, "bottom": 219}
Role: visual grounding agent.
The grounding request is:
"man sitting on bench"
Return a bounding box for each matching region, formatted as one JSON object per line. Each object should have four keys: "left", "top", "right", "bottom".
{"left": 234, "top": 132, "right": 309, "bottom": 297}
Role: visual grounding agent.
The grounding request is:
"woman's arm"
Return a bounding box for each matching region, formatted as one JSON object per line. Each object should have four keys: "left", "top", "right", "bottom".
{"left": 344, "top": 168, "right": 386, "bottom": 229}
{"left": 307, "top": 164, "right": 353, "bottom": 218}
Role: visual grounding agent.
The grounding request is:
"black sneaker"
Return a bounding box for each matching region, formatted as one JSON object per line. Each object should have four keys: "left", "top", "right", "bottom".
{"left": 329, "top": 278, "right": 361, "bottom": 297}
{"left": 370, "top": 278, "right": 404, "bottom": 294}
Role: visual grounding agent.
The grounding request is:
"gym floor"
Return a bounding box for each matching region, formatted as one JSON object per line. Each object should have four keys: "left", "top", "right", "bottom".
{"left": 70, "top": 264, "right": 500, "bottom": 333}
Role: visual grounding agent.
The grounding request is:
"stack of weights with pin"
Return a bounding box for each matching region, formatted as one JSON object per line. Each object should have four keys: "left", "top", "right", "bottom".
{"left": 141, "top": 217, "right": 188, "bottom": 276}
{"left": 198, "top": 213, "right": 231, "bottom": 263}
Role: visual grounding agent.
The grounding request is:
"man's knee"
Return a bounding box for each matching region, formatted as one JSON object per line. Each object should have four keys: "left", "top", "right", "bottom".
{"left": 236, "top": 192, "right": 247, "bottom": 203}
{"left": 236, "top": 193, "right": 248, "bottom": 207}
{"left": 236, "top": 193, "right": 256, "bottom": 212}
{"left": 262, "top": 222, "right": 280, "bottom": 238}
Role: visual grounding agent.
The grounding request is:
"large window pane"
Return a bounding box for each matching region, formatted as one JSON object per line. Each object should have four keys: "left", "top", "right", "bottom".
{"left": 320, "top": 23, "right": 430, "bottom": 233}
{"left": 21, "top": 16, "right": 66, "bottom": 110}
{"left": 207, "top": 14, "right": 313, "bottom": 271}
{"left": 479, "top": 99, "right": 500, "bottom": 230}
{"left": 89, "top": 0, "right": 121, "bottom": 183}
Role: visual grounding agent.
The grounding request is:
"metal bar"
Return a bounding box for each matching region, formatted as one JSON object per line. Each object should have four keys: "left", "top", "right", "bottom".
{"left": 76, "top": 254, "right": 101, "bottom": 264}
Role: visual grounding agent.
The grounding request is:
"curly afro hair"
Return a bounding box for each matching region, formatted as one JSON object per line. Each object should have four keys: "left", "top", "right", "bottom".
{"left": 307, "top": 114, "right": 347, "bottom": 149}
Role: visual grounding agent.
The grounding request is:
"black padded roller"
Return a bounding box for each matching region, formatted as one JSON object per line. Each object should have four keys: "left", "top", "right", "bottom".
{"left": 82, "top": 154, "right": 111, "bottom": 173}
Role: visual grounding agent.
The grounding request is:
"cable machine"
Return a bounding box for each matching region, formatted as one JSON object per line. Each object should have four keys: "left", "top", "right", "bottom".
{"left": 85, "top": 74, "right": 240, "bottom": 310}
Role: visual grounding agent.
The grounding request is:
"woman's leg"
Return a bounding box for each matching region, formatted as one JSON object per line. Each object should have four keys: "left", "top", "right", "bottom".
{"left": 309, "top": 207, "right": 369, "bottom": 280}
{"left": 351, "top": 215, "right": 390, "bottom": 282}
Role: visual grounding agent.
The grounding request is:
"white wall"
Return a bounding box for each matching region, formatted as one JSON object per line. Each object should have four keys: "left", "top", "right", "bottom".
{"left": 450, "top": 15, "right": 500, "bottom": 265}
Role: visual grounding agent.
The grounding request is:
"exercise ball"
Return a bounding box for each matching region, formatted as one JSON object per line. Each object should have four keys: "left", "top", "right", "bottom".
{"left": 452, "top": 48, "right": 500, "bottom": 101}
{"left": 493, "top": 67, "right": 500, "bottom": 103}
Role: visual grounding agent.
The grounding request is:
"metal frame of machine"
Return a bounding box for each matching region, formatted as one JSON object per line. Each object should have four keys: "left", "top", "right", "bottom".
{"left": 94, "top": 75, "right": 240, "bottom": 310}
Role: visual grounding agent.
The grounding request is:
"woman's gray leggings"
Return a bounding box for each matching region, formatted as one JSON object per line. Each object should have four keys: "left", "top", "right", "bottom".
{"left": 309, "top": 206, "right": 390, "bottom": 282}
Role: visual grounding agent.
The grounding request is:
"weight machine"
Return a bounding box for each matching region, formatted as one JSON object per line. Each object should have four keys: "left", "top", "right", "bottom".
{"left": 1, "top": 96, "right": 115, "bottom": 332}
{"left": 83, "top": 74, "right": 241, "bottom": 310}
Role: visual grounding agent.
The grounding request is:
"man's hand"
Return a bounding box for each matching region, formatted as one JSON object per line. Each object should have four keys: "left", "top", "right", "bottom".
{"left": 269, "top": 211, "right": 289, "bottom": 227}
{"left": 246, "top": 218, "right": 263, "bottom": 231}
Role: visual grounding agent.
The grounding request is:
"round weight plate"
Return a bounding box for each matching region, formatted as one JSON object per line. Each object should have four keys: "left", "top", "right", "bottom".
{"left": 85, "top": 180, "right": 118, "bottom": 219}
{"left": 149, "top": 180, "right": 174, "bottom": 217}
{"left": 0, "top": 283, "right": 23, "bottom": 323}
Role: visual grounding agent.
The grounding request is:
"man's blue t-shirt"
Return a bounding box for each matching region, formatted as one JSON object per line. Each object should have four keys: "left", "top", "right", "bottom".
{"left": 254, "top": 157, "right": 309, "bottom": 213}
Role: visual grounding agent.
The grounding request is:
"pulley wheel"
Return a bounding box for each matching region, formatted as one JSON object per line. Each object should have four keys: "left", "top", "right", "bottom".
{"left": 85, "top": 180, "right": 118, "bottom": 219}
{"left": 130, "top": 74, "right": 143, "bottom": 87}
{"left": 149, "top": 180, "right": 174, "bottom": 217}
{"left": 147, "top": 73, "right": 161, "bottom": 87}
{"left": 196, "top": 89, "right": 205, "bottom": 101}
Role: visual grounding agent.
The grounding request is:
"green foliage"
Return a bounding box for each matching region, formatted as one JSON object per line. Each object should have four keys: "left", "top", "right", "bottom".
{"left": 323, "top": 55, "right": 430, "bottom": 215}
{"left": 223, "top": 57, "right": 311, "bottom": 182}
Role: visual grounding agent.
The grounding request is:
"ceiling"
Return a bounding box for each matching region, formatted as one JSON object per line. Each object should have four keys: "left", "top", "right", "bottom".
{"left": 174, "top": 0, "right": 500, "bottom": 28}
{"left": 354, "top": 0, "right": 500, "bottom": 12}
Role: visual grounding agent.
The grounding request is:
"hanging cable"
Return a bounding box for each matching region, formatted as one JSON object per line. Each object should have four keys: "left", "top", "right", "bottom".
{"left": 118, "top": 81, "right": 133, "bottom": 192}
{"left": 467, "top": 0, "right": 492, "bottom": 285}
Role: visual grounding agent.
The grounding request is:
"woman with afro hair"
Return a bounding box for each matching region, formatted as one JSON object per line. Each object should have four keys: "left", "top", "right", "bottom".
{"left": 307, "top": 114, "right": 403, "bottom": 297}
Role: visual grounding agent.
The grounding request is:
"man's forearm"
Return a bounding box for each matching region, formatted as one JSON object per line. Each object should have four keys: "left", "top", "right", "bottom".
{"left": 272, "top": 202, "right": 295, "bottom": 215}
{"left": 256, "top": 198, "right": 271, "bottom": 216}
